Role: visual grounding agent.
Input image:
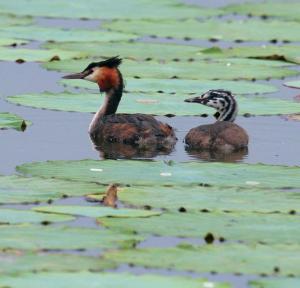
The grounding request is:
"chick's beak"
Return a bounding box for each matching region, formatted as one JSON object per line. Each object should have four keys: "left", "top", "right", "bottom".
{"left": 62, "top": 71, "right": 87, "bottom": 79}
{"left": 184, "top": 96, "right": 204, "bottom": 104}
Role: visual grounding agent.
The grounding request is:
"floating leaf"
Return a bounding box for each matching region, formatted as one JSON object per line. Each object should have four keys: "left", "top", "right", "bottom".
{"left": 0, "top": 14, "right": 32, "bottom": 27}
{"left": 34, "top": 205, "right": 161, "bottom": 218}
{"left": 0, "top": 271, "right": 229, "bottom": 288}
{"left": 284, "top": 80, "right": 300, "bottom": 89}
{"left": 0, "top": 26, "right": 137, "bottom": 42}
{"left": 0, "top": 47, "right": 85, "bottom": 62}
{"left": 43, "top": 41, "right": 203, "bottom": 61}
{"left": 0, "top": 113, "right": 28, "bottom": 131}
{"left": 0, "top": 208, "right": 73, "bottom": 224}
{"left": 202, "top": 45, "right": 300, "bottom": 65}
{"left": 60, "top": 78, "right": 277, "bottom": 95}
{"left": 17, "top": 160, "right": 300, "bottom": 189}
{"left": 0, "top": 175, "right": 106, "bottom": 204}
{"left": 0, "top": 225, "right": 141, "bottom": 250}
{"left": 43, "top": 58, "right": 297, "bottom": 80}
{"left": 0, "top": 38, "right": 29, "bottom": 46}
{"left": 88, "top": 185, "right": 300, "bottom": 213}
{"left": 104, "top": 18, "right": 300, "bottom": 42}
{"left": 0, "top": 252, "right": 115, "bottom": 275}
{"left": 104, "top": 244, "right": 300, "bottom": 276}
{"left": 223, "top": 2, "right": 300, "bottom": 22}
{"left": 7, "top": 91, "right": 300, "bottom": 116}
{"left": 250, "top": 278, "right": 300, "bottom": 288}
{"left": 101, "top": 212, "right": 300, "bottom": 244}
{"left": 0, "top": 0, "right": 219, "bottom": 19}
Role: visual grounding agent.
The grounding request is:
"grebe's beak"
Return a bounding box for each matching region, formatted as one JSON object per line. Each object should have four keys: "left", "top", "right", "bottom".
{"left": 184, "top": 96, "right": 204, "bottom": 104}
{"left": 62, "top": 71, "right": 88, "bottom": 79}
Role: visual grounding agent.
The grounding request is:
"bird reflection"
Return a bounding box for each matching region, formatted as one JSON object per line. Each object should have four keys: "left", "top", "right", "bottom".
{"left": 186, "top": 147, "right": 248, "bottom": 163}
{"left": 92, "top": 141, "right": 175, "bottom": 159}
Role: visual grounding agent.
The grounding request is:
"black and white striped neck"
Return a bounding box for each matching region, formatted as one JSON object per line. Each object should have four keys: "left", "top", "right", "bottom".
{"left": 214, "top": 91, "right": 238, "bottom": 122}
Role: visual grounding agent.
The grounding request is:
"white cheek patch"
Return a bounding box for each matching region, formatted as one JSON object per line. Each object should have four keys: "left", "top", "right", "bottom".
{"left": 84, "top": 70, "right": 98, "bottom": 82}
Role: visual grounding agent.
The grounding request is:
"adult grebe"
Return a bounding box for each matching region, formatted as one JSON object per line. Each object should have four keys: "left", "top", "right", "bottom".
{"left": 63, "top": 56, "right": 176, "bottom": 151}
{"left": 184, "top": 89, "right": 248, "bottom": 152}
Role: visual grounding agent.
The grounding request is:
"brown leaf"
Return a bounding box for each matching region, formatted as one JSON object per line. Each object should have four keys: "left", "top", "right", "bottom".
{"left": 101, "top": 184, "right": 118, "bottom": 208}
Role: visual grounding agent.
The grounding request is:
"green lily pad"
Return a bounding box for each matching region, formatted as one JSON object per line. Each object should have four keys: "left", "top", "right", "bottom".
{"left": 284, "top": 80, "right": 300, "bottom": 89}
{"left": 0, "top": 47, "right": 85, "bottom": 62}
{"left": 223, "top": 2, "right": 300, "bottom": 22}
{"left": 104, "top": 244, "right": 300, "bottom": 276}
{"left": 0, "top": 175, "right": 106, "bottom": 204}
{"left": 0, "top": 26, "right": 137, "bottom": 42}
{"left": 43, "top": 58, "right": 298, "bottom": 80}
{"left": 88, "top": 185, "right": 300, "bottom": 213}
{"left": 34, "top": 205, "right": 161, "bottom": 218}
{"left": 202, "top": 45, "right": 300, "bottom": 65}
{"left": 0, "top": 252, "right": 115, "bottom": 275}
{"left": 0, "top": 271, "right": 230, "bottom": 288}
{"left": 101, "top": 212, "right": 300, "bottom": 244}
{"left": 0, "top": 113, "right": 28, "bottom": 131}
{"left": 0, "top": 225, "right": 141, "bottom": 250}
{"left": 103, "top": 18, "right": 300, "bottom": 42}
{"left": 60, "top": 78, "right": 277, "bottom": 95}
{"left": 0, "top": 14, "right": 32, "bottom": 27}
{"left": 43, "top": 41, "right": 204, "bottom": 61}
{"left": 7, "top": 91, "right": 300, "bottom": 116}
{"left": 0, "top": 0, "right": 218, "bottom": 19}
{"left": 17, "top": 160, "right": 300, "bottom": 189}
{"left": 0, "top": 208, "right": 73, "bottom": 224}
{"left": 0, "top": 38, "right": 29, "bottom": 46}
{"left": 250, "top": 278, "right": 300, "bottom": 288}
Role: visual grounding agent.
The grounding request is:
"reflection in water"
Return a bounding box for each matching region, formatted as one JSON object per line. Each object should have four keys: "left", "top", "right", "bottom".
{"left": 186, "top": 147, "right": 248, "bottom": 163}
{"left": 93, "top": 141, "right": 175, "bottom": 159}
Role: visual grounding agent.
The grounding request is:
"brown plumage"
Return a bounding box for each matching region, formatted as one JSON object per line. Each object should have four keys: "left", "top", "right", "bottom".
{"left": 63, "top": 57, "right": 176, "bottom": 151}
{"left": 185, "top": 90, "right": 249, "bottom": 153}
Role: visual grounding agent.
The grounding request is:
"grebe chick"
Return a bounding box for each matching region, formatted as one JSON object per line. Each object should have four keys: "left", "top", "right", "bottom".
{"left": 184, "top": 90, "right": 248, "bottom": 153}
{"left": 63, "top": 57, "right": 176, "bottom": 150}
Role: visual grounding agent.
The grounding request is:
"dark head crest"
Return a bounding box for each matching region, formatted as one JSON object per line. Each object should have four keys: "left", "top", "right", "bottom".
{"left": 84, "top": 56, "right": 122, "bottom": 72}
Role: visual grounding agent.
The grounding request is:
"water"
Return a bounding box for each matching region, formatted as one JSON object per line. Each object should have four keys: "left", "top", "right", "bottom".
{"left": 1, "top": 3, "right": 300, "bottom": 287}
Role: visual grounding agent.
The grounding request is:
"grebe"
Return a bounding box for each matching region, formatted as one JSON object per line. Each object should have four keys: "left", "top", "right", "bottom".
{"left": 63, "top": 57, "right": 176, "bottom": 150}
{"left": 184, "top": 90, "right": 248, "bottom": 152}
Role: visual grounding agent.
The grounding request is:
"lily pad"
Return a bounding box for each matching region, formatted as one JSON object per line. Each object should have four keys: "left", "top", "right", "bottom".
{"left": 0, "top": 225, "right": 141, "bottom": 250}
{"left": 250, "top": 278, "right": 300, "bottom": 288}
{"left": 0, "top": 271, "right": 229, "bottom": 288}
{"left": 0, "top": 175, "right": 106, "bottom": 204}
{"left": 17, "top": 160, "right": 300, "bottom": 189}
{"left": 103, "top": 18, "right": 300, "bottom": 42}
{"left": 0, "top": 113, "right": 28, "bottom": 131}
{"left": 284, "top": 80, "right": 300, "bottom": 89}
{"left": 44, "top": 41, "right": 204, "bottom": 61}
{"left": 0, "top": 47, "right": 85, "bottom": 62}
{"left": 0, "top": 14, "right": 32, "bottom": 27}
{"left": 7, "top": 91, "right": 300, "bottom": 116}
{"left": 43, "top": 58, "right": 298, "bottom": 80}
{"left": 0, "top": 0, "right": 218, "bottom": 19}
{"left": 0, "top": 208, "right": 73, "bottom": 224}
{"left": 0, "top": 38, "right": 29, "bottom": 46}
{"left": 202, "top": 46, "right": 300, "bottom": 65}
{"left": 60, "top": 78, "right": 277, "bottom": 95}
{"left": 101, "top": 212, "right": 300, "bottom": 244}
{"left": 223, "top": 2, "right": 300, "bottom": 22}
{"left": 0, "top": 26, "right": 137, "bottom": 42}
{"left": 34, "top": 205, "right": 161, "bottom": 218}
{"left": 88, "top": 185, "right": 300, "bottom": 213}
{"left": 104, "top": 244, "right": 300, "bottom": 276}
{"left": 0, "top": 252, "right": 115, "bottom": 275}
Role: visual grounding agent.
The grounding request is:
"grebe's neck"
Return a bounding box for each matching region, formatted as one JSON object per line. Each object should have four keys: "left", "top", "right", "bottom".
{"left": 89, "top": 71, "right": 123, "bottom": 134}
{"left": 216, "top": 94, "right": 238, "bottom": 122}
